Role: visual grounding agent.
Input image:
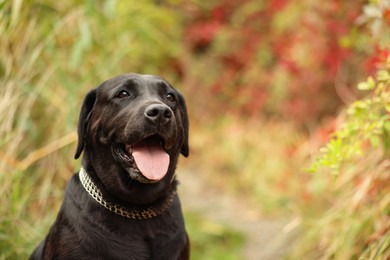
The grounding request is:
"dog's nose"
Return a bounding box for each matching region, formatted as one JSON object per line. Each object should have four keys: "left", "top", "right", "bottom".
{"left": 144, "top": 104, "right": 173, "bottom": 125}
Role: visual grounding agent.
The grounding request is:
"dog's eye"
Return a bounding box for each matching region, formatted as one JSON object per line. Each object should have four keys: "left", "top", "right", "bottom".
{"left": 116, "top": 90, "right": 130, "bottom": 98}
{"left": 166, "top": 93, "right": 176, "bottom": 103}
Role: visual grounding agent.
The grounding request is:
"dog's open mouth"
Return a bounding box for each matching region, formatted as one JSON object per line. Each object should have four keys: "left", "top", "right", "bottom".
{"left": 113, "top": 135, "right": 170, "bottom": 183}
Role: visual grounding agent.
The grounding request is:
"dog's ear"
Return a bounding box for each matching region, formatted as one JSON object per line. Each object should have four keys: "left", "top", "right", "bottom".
{"left": 178, "top": 92, "right": 189, "bottom": 157}
{"left": 74, "top": 89, "right": 97, "bottom": 159}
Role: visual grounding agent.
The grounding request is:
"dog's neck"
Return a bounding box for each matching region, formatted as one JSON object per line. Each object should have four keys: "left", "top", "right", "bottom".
{"left": 78, "top": 167, "right": 176, "bottom": 220}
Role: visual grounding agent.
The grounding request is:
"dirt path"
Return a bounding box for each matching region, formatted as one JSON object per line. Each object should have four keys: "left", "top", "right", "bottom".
{"left": 178, "top": 170, "right": 299, "bottom": 260}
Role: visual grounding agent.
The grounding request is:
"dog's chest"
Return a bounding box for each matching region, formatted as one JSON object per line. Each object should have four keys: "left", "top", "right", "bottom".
{"left": 59, "top": 177, "right": 185, "bottom": 259}
{"left": 69, "top": 215, "right": 152, "bottom": 259}
{"left": 91, "top": 235, "right": 151, "bottom": 260}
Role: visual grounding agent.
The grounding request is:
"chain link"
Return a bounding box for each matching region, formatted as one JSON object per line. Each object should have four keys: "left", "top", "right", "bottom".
{"left": 79, "top": 167, "right": 175, "bottom": 220}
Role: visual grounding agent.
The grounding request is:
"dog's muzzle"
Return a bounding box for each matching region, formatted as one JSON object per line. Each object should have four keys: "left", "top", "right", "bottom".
{"left": 112, "top": 135, "right": 171, "bottom": 184}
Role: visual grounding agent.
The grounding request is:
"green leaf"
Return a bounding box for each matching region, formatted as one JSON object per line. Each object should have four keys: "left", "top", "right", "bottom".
{"left": 70, "top": 21, "right": 92, "bottom": 69}
{"left": 383, "top": 123, "right": 390, "bottom": 152}
{"left": 357, "top": 76, "right": 376, "bottom": 90}
{"left": 357, "top": 82, "right": 371, "bottom": 90}
{"left": 370, "top": 135, "right": 379, "bottom": 148}
{"left": 377, "top": 70, "right": 390, "bottom": 82}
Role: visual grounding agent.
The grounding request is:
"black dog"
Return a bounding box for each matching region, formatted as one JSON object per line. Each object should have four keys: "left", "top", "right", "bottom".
{"left": 30, "top": 73, "right": 190, "bottom": 259}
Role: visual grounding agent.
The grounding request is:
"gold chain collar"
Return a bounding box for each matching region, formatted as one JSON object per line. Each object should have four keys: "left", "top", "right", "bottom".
{"left": 79, "top": 167, "right": 176, "bottom": 220}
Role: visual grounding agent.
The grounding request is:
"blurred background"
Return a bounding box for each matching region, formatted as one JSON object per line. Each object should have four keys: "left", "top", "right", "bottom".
{"left": 1, "top": 0, "right": 389, "bottom": 259}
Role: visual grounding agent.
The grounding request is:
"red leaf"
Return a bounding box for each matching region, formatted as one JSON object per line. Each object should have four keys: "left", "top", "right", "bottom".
{"left": 383, "top": 9, "right": 390, "bottom": 25}
{"left": 268, "top": 0, "right": 289, "bottom": 12}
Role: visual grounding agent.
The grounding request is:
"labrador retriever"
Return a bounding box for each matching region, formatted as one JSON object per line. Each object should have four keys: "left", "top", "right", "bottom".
{"left": 30, "top": 73, "right": 190, "bottom": 260}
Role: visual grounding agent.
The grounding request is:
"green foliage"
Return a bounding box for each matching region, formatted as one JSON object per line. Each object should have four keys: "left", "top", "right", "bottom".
{"left": 185, "top": 212, "right": 244, "bottom": 260}
{"left": 295, "top": 52, "right": 390, "bottom": 260}
{"left": 309, "top": 61, "right": 390, "bottom": 175}
{"left": 0, "top": 0, "right": 184, "bottom": 258}
{"left": 294, "top": 2, "right": 390, "bottom": 258}
{"left": 292, "top": 3, "right": 390, "bottom": 257}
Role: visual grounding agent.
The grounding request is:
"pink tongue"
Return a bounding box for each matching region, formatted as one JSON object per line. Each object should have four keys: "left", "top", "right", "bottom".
{"left": 131, "top": 140, "right": 170, "bottom": 181}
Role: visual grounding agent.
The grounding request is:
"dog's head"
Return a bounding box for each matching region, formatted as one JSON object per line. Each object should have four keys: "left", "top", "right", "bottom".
{"left": 74, "top": 73, "right": 189, "bottom": 203}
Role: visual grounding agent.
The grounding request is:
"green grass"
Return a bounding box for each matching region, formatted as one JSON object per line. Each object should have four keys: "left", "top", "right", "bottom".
{"left": 0, "top": 1, "right": 183, "bottom": 258}
{"left": 288, "top": 67, "right": 390, "bottom": 259}
{"left": 185, "top": 212, "right": 245, "bottom": 260}
{"left": 0, "top": 2, "right": 246, "bottom": 258}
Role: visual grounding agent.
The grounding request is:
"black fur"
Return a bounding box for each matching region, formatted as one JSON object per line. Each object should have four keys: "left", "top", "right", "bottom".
{"left": 30, "top": 74, "right": 190, "bottom": 260}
